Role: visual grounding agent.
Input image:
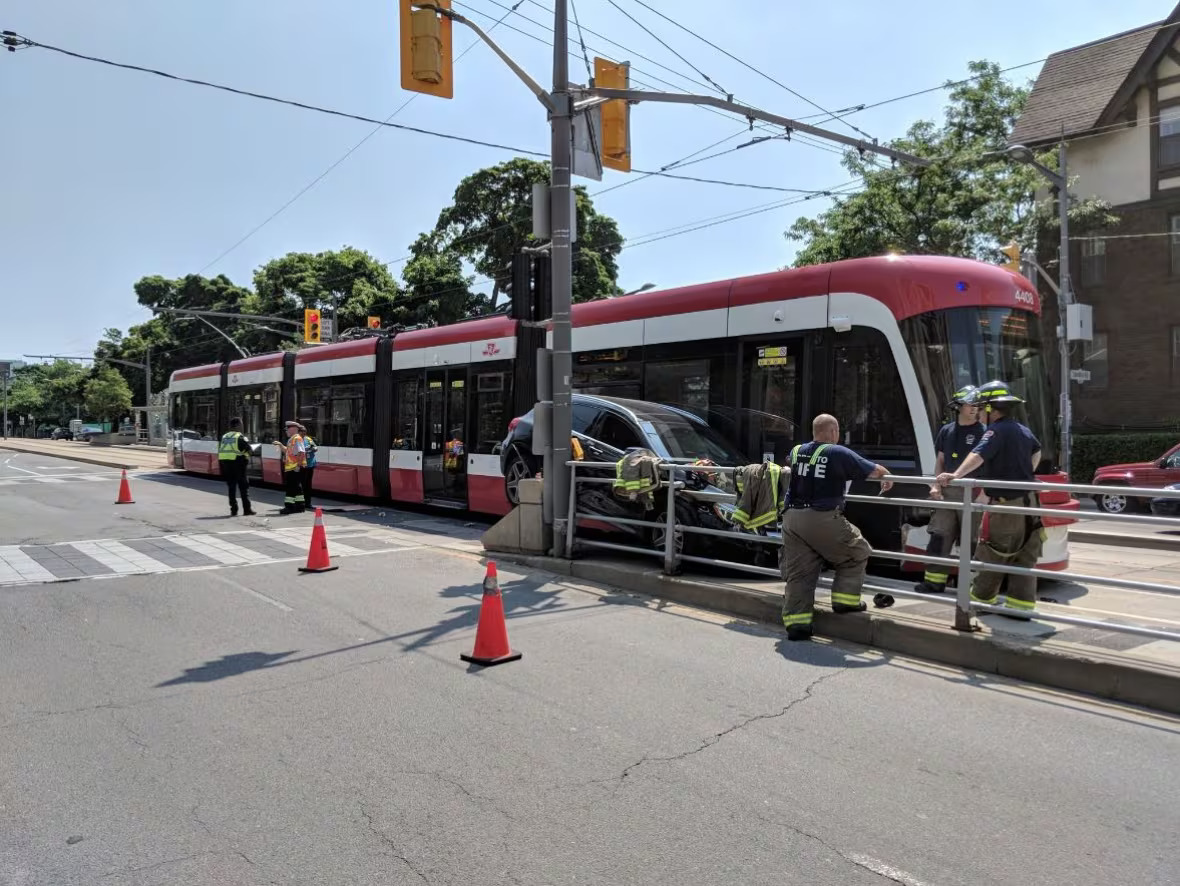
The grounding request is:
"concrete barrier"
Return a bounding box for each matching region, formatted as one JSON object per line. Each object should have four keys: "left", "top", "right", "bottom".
{"left": 490, "top": 551, "right": 1180, "bottom": 716}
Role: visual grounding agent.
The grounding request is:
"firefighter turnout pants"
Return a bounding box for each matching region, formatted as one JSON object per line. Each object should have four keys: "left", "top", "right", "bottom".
{"left": 970, "top": 493, "right": 1044, "bottom": 612}
{"left": 781, "top": 508, "right": 872, "bottom": 631}
{"left": 921, "top": 486, "right": 981, "bottom": 590}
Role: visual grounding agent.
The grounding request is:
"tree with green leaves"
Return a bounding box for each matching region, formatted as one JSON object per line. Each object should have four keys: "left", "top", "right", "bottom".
{"left": 9, "top": 361, "right": 89, "bottom": 427}
{"left": 786, "top": 60, "right": 1118, "bottom": 267}
{"left": 252, "top": 246, "right": 402, "bottom": 340}
{"left": 84, "top": 367, "right": 133, "bottom": 423}
{"left": 419, "top": 157, "right": 624, "bottom": 311}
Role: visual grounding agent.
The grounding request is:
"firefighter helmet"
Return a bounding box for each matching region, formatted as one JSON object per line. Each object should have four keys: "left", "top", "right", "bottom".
{"left": 974, "top": 379, "right": 1024, "bottom": 405}
{"left": 947, "top": 384, "right": 979, "bottom": 409}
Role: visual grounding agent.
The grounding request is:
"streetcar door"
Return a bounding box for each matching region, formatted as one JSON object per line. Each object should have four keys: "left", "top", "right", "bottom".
{"left": 739, "top": 339, "right": 804, "bottom": 465}
{"left": 422, "top": 368, "right": 468, "bottom": 505}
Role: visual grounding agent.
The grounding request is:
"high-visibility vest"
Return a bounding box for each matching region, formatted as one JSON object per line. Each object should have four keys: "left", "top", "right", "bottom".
{"left": 283, "top": 434, "right": 306, "bottom": 472}
{"left": 444, "top": 439, "right": 464, "bottom": 470}
{"left": 218, "top": 431, "right": 245, "bottom": 461}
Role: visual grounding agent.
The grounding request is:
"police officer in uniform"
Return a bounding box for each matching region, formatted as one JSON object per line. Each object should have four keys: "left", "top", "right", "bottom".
{"left": 781, "top": 414, "right": 894, "bottom": 642}
{"left": 936, "top": 380, "right": 1042, "bottom": 615}
{"left": 217, "top": 417, "right": 255, "bottom": 517}
{"left": 915, "top": 385, "right": 985, "bottom": 594}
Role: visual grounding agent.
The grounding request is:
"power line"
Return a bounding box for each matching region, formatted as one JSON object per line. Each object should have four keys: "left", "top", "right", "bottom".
{"left": 197, "top": 0, "right": 529, "bottom": 275}
{"left": 5, "top": 32, "right": 550, "bottom": 157}
{"left": 629, "top": 0, "right": 875, "bottom": 142}
{"left": 604, "top": 0, "right": 728, "bottom": 96}
{"left": 6, "top": 31, "right": 801, "bottom": 196}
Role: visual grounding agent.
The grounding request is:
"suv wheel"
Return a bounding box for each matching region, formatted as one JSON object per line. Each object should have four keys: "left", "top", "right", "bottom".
{"left": 504, "top": 449, "right": 536, "bottom": 506}
{"left": 1097, "top": 489, "right": 1131, "bottom": 514}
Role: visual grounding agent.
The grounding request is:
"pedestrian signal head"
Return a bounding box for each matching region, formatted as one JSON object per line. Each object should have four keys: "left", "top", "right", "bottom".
{"left": 399, "top": 0, "right": 453, "bottom": 99}
{"left": 999, "top": 242, "right": 1022, "bottom": 273}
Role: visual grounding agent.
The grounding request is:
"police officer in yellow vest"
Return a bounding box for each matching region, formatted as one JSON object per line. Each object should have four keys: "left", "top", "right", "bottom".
{"left": 217, "top": 417, "right": 255, "bottom": 517}
{"left": 781, "top": 414, "right": 894, "bottom": 641}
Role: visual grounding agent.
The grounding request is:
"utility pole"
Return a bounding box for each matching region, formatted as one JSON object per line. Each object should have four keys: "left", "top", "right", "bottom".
{"left": 399, "top": 0, "right": 930, "bottom": 554}
{"left": 1, "top": 361, "right": 9, "bottom": 440}
{"left": 548, "top": 1, "right": 573, "bottom": 555}
{"left": 1056, "top": 141, "right": 1073, "bottom": 479}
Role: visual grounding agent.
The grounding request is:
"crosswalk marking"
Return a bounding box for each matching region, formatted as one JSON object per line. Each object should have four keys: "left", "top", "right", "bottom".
{"left": 34, "top": 477, "right": 67, "bottom": 484}
{"left": 250, "top": 529, "right": 366, "bottom": 556}
{"left": 167, "top": 534, "right": 271, "bottom": 565}
{"left": 70, "top": 540, "right": 160, "bottom": 575}
{"left": 0, "top": 546, "right": 56, "bottom": 583}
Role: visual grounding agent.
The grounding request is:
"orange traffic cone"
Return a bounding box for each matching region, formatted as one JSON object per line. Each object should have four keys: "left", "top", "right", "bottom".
{"left": 298, "top": 507, "right": 339, "bottom": 574}
{"left": 114, "top": 470, "right": 135, "bottom": 504}
{"left": 461, "top": 561, "right": 522, "bottom": 667}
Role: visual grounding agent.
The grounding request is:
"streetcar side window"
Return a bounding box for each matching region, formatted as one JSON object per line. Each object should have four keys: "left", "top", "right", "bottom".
{"left": 394, "top": 377, "right": 420, "bottom": 451}
{"left": 829, "top": 328, "right": 915, "bottom": 454}
{"left": 645, "top": 359, "right": 712, "bottom": 413}
{"left": 474, "top": 371, "right": 510, "bottom": 454}
{"left": 296, "top": 380, "right": 372, "bottom": 448}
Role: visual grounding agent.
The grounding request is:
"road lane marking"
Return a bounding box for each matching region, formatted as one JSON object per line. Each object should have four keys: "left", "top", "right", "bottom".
{"left": 210, "top": 573, "right": 294, "bottom": 612}
{"left": 847, "top": 854, "right": 930, "bottom": 886}
{"left": 33, "top": 477, "right": 67, "bottom": 484}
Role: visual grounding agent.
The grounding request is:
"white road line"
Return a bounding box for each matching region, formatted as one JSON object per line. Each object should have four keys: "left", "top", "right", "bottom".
{"left": 0, "top": 547, "right": 56, "bottom": 582}
{"left": 210, "top": 574, "right": 294, "bottom": 612}
{"left": 0, "top": 480, "right": 18, "bottom": 486}
{"left": 167, "top": 534, "right": 269, "bottom": 565}
{"left": 847, "top": 854, "right": 930, "bottom": 886}
{"left": 2, "top": 464, "right": 41, "bottom": 476}
{"left": 68, "top": 541, "right": 167, "bottom": 575}
{"left": 33, "top": 477, "right": 67, "bottom": 484}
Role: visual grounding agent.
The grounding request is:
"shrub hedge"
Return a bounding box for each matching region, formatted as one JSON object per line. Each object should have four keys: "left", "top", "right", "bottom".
{"left": 1070, "top": 433, "right": 1179, "bottom": 486}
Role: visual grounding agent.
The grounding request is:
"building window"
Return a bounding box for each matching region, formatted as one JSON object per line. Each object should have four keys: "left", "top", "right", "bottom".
{"left": 1162, "top": 106, "right": 1180, "bottom": 167}
{"left": 1082, "top": 332, "right": 1108, "bottom": 389}
{"left": 1079, "top": 238, "right": 1105, "bottom": 287}
{"left": 1172, "top": 327, "right": 1180, "bottom": 381}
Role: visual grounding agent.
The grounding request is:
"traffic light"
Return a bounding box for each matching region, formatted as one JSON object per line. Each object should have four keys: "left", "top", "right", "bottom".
{"left": 1000, "top": 242, "right": 1022, "bottom": 273}
{"left": 399, "top": 0, "right": 453, "bottom": 99}
{"left": 594, "top": 57, "right": 631, "bottom": 173}
{"left": 367, "top": 316, "right": 381, "bottom": 330}
{"left": 304, "top": 309, "right": 321, "bottom": 345}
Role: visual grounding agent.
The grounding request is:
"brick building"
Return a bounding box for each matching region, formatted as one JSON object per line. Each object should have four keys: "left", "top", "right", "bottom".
{"left": 1011, "top": 5, "right": 1180, "bottom": 429}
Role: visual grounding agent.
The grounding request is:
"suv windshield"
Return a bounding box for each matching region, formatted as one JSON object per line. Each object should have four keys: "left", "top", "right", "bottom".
{"left": 637, "top": 413, "right": 751, "bottom": 464}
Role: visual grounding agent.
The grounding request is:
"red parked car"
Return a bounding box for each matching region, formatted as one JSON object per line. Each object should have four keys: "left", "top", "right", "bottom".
{"left": 1091, "top": 442, "right": 1180, "bottom": 513}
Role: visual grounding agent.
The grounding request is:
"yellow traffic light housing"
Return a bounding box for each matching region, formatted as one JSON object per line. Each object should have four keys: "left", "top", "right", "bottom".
{"left": 399, "top": 0, "right": 453, "bottom": 99}
{"left": 594, "top": 57, "right": 631, "bottom": 173}
{"left": 304, "top": 309, "right": 321, "bottom": 345}
{"left": 367, "top": 316, "right": 381, "bottom": 330}
{"left": 1000, "top": 242, "right": 1022, "bottom": 273}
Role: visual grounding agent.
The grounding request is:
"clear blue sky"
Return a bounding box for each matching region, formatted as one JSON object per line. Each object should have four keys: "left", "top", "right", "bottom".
{"left": 0, "top": 0, "right": 1168, "bottom": 362}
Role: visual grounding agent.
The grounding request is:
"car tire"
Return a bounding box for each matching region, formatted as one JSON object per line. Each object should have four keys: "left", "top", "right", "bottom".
{"left": 1096, "top": 488, "right": 1133, "bottom": 515}
{"left": 650, "top": 499, "right": 697, "bottom": 560}
{"left": 503, "top": 448, "right": 536, "bottom": 506}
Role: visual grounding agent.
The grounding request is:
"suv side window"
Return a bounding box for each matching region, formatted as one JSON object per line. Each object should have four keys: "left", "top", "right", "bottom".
{"left": 572, "top": 403, "right": 599, "bottom": 434}
{"left": 595, "top": 412, "right": 644, "bottom": 451}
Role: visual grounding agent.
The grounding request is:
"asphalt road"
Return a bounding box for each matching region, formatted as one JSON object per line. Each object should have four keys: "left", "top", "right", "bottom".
{"left": 2, "top": 465, "right": 1179, "bottom": 885}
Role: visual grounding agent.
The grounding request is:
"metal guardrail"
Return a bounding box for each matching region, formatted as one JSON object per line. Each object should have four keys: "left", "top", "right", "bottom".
{"left": 562, "top": 459, "right": 1180, "bottom": 642}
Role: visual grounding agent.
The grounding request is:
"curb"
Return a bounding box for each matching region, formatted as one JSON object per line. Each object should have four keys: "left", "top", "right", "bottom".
{"left": 0, "top": 442, "right": 172, "bottom": 472}
{"left": 1070, "top": 529, "right": 1180, "bottom": 552}
{"left": 490, "top": 551, "right": 1180, "bottom": 717}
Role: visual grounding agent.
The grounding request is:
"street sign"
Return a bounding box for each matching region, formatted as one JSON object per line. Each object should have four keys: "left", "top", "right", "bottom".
{"left": 321, "top": 318, "right": 335, "bottom": 342}
{"left": 1069, "top": 369, "right": 1091, "bottom": 383}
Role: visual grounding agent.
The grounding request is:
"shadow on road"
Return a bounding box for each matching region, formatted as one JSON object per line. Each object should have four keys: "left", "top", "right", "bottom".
{"left": 156, "top": 651, "right": 298, "bottom": 686}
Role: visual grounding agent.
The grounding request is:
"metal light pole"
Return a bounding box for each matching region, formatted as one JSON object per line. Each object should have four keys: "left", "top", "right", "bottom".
{"left": 1006, "top": 142, "right": 1073, "bottom": 478}
{"left": 548, "top": 0, "right": 573, "bottom": 556}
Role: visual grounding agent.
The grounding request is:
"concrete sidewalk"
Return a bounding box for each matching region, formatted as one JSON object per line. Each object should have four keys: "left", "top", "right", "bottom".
{"left": 0, "top": 438, "right": 172, "bottom": 471}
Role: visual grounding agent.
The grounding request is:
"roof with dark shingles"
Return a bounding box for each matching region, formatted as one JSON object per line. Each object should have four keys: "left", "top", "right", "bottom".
{"left": 1010, "top": 22, "right": 1161, "bottom": 145}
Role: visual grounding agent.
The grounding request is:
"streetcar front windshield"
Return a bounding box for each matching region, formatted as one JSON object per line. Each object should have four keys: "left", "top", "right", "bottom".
{"left": 902, "top": 307, "right": 1058, "bottom": 472}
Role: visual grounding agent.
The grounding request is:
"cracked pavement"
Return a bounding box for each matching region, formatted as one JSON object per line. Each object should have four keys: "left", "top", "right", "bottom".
{"left": 2, "top": 475, "right": 1179, "bottom": 884}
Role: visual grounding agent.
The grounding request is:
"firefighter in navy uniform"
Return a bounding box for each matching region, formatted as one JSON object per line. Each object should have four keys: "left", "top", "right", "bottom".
{"left": 914, "top": 385, "right": 985, "bottom": 594}
{"left": 217, "top": 417, "right": 255, "bottom": 517}
{"left": 781, "top": 414, "right": 895, "bottom": 642}
{"left": 936, "top": 380, "right": 1043, "bottom": 616}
